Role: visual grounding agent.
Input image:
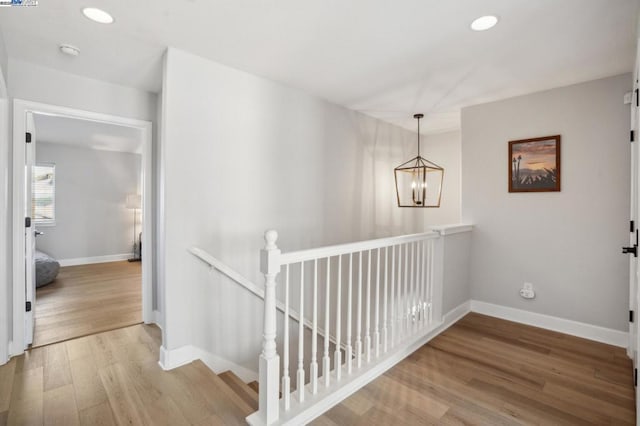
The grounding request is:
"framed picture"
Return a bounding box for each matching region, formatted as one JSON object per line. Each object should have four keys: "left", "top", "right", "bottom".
{"left": 509, "top": 135, "right": 561, "bottom": 192}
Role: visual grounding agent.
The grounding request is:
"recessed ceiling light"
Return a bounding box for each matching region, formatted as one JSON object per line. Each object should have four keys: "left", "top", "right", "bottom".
{"left": 59, "top": 44, "right": 80, "bottom": 57}
{"left": 470, "top": 15, "right": 498, "bottom": 31}
{"left": 82, "top": 7, "right": 114, "bottom": 24}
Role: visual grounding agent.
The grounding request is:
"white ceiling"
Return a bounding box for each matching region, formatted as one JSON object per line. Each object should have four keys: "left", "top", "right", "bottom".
{"left": 1, "top": 0, "right": 638, "bottom": 133}
{"left": 34, "top": 113, "right": 143, "bottom": 154}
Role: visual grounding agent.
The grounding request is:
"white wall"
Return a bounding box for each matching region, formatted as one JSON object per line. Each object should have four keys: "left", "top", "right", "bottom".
{"left": 7, "top": 59, "right": 157, "bottom": 122}
{"left": 461, "top": 74, "right": 631, "bottom": 331}
{"left": 0, "top": 30, "right": 7, "bottom": 94}
{"left": 160, "top": 48, "right": 461, "bottom": 370}
{"left": 1, "top": 58, "right": 158, "bottom": 360}
{"left": 423, "top": 130, "right": 461, "bottom": 226}
{"left": 35, "top": 142, "right": 141, "bottom": 261}
{"left": 0, "top": 31, "right": 8, "bottom": 363}
{"left": 441, "top": 230, "right": 471, "bottom": 313}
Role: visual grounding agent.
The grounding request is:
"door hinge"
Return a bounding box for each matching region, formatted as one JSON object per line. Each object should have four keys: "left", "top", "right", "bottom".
{"left": 635, "top": 368, "right": 637, "bottom": 387}
{"left": 631, "top": 221, "right": 635, "bottom": 233}
{"left": 636, "top": 89, "right": 639, "bottom": 107}
{"left": 25, "top": 301, "right": 31, "bottom": 312}
{"left": 630, "top": 310, "right": 634, "bottom": 323}
{"left": 25, "top": 217, "right": 31, "bottom": 228}
{"left": 632, "top": 130, "right": 635, "bottom": 142}
{"left": 25, "top": 132, "right": 31, "bottom": 143}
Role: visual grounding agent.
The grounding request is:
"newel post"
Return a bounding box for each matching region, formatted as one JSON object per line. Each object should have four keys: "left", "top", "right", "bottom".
{"left": 259, "top": 230, "right": 281, "bottom": 424}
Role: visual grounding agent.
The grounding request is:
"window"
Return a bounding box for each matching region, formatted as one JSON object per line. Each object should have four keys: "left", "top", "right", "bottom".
{"left": 32, "top": 163, "right": 55, "bottom": 225}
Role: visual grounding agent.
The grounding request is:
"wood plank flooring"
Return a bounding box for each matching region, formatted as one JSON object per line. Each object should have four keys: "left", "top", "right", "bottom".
{"left": 0, "top": 312, "right": 633, "bottom": 425}
{"left": 0, "top": 324, "right": 259, "bottom": 426}
{"left": 34, "top": 261, "right": 142, "bottom": 347}
{"left": 315, "top": 313, "right": 635, "bottom": 425}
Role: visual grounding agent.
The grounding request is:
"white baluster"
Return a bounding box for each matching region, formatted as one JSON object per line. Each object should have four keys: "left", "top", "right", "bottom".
{"left": 420, "top": 240, "right": 429, "bottom": 327}
{"left": 356, "top": 251, "right": 363, "bottom": 369}
{"left": 374, "top": 248, "right": 380, "bottom": 358}
{"left": 282, "top": 264, "right": 290, "bottom": 410}
{"left": 414, "top": 241, "right": 420, "bottom": 327}
{"left": 425, "top": 240, "right": 430, "bottom": 323}
{"left": 429, "top": 239, "right": 435, "bottom": 323}
{"left": 410, "top": 242, "right": 415, "bottom": 332}
{"left": 297, "top": 262, "right": 305, "bottom": 403}
{"left": 413, "top": 241, "right": 420, "bottom": 329}
{"left": 390, "top": 245, "right": 395, "bottom": 347}
{"left": 404, "top": 243, "right": 409, "bottom": 334}
{"left": 335, "top": 255, "right": 342, "bottom": 381}
{"left": 259, "top": 230, "right": 281, "bottom": 424}
{"left": 323, "top": 257, "right": 331, "bottom": 388}
{"left": 346, "top": 253, "right": 353, "bottom": 375}
{"left": 397, "top": 244, "right": 403, "bottom": 341}
{"left": 365, "top": 250, "right": 372, "bottom": 364}
{"left": 311, "top": 259, "right": 318, "bottom": 394}
{"left": 383, "top": 246, "right": 388, "bottom": 353}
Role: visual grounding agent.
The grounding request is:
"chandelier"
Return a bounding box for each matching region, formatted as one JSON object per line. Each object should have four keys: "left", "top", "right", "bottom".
{"left": 394, "top": 114, "right": 444, "bottom": 208}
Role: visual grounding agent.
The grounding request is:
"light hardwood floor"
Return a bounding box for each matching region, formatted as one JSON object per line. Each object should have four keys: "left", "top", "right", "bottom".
{"left": 0, "top": 313, "right": 634, "bottom": 425}
{"left": 0, "top": 324, "right": 257, "bottom": 425}
{"left": 34, "top": 261, "right": 142, "bottom": 347}
{"left": 315, "top": 313, "right": 635, "bottom": 425}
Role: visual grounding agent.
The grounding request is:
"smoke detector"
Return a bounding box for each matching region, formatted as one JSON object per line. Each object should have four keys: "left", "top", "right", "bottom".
{"left": 59, "top": 44, "right": 80, "bottom": 57}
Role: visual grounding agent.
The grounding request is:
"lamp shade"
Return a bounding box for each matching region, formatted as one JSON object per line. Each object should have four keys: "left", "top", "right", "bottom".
{"left": 125, "top": 194, "right": 141, "bottom": 210}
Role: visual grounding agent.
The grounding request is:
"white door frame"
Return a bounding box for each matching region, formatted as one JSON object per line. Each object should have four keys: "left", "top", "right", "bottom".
{"left": 11, "top": 99, "right": 153, "bottom": 355}
{"left": 0, "top": 67, "right": 8, "bottom": 364}
{"left": 633, "top": 37, "right": 640, "bottom": 414}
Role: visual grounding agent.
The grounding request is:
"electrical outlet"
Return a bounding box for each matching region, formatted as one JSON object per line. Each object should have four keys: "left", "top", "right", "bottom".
{"left": 520, "top": 282, "right": 535, "bottom": 299}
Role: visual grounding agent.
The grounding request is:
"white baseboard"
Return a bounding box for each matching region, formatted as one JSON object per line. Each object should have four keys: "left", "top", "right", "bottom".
{"left": 58, "top": 253, "right": 134, "bottom": 267}
{"left": 441, "top": 300, "right": 471, "bottom": 330}
{"left": 470, "top": 300, "right": 628, "bottom": 348}
{"left": 159, "top": 344, "right": 258, "bottom": 383}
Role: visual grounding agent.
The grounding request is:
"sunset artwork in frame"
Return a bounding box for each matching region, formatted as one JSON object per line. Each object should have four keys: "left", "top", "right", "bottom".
{"left": 509, "top": 135, "right": 561, "bottom": 193}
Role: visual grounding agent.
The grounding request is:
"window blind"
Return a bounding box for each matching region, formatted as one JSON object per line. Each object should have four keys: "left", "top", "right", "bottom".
{"left": 32, "top": 164, "right": 55, "bottom": 223}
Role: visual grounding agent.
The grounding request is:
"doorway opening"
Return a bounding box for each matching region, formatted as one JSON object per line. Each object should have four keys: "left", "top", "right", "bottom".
{"left": 11, "top": 100, "right": 153, "bottom": 352}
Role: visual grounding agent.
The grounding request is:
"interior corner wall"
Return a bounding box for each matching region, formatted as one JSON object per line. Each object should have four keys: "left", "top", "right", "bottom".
{"left": 160, "top": 47, "right": 460, "bottom": 369}
{"left": 461, "top": 73, "right": 632, "bottom": 331}
{"left": 153, "top": 90, "right": 163, "bottom": 315}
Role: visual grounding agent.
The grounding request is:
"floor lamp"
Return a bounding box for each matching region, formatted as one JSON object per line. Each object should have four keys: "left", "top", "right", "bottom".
{"left": 126, "top": 194, "right": 142, "bottom": 262}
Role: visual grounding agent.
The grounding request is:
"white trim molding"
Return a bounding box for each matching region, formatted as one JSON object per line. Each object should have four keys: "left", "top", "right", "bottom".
{"left": 159, "top": 345, "right": 258, "bottom": 383}
{"left": 442, "top": 300, "right": 471, "bottom": 330}
{"left": 11, "top": 99, "right": 154, "bottom": 357}
{"left": 0, "top": 98, "right": 8, "bottom": 365}
{"left": 58, "top": 253, "right": 134, "bottom": 267}
{"left": 470, "top": 300, "right": 628, "bottom": 348}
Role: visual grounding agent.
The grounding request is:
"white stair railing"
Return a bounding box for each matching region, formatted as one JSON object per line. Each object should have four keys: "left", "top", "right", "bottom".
{"left": 248, "top": 229, "right": 444, "bottom": 425}
{"left": 189, "top": 247, "right": 345, "bottom": 351}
